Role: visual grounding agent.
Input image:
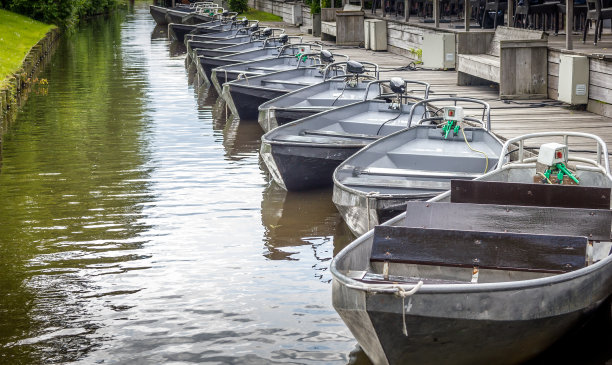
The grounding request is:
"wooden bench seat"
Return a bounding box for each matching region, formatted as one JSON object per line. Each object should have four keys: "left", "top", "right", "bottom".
{"left": 456, "top": 27, "right": 548, "bottom": 99}
{"left": 371, "top": 225, "right": 588, "bottom": 274}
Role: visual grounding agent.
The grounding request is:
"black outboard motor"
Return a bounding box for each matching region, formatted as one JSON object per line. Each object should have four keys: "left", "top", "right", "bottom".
{"left": 390, "top": 77, "right": 406, "bottom": 94}
{"left": 222, "top": 11, "right": 229, "bottom": 16}
{"left": 261, "top": 27, "right": 272, "bottom": 38}
{"left": 241, "top": 18, "right": 249, "bottom": 27}
{"left": 320, "top": 50, "right": 334, "bottom": 63}
{"left": 346, "top": 61, "right": 365, "bottom": 74}
{"left": 231, "top": 15, "right": 237, "bottom": 21}
{"left": 248, "top": 24, "right": 258, "bottom": 33}
{"left": 278, "top": 34, "right": 289, "bottom": 44}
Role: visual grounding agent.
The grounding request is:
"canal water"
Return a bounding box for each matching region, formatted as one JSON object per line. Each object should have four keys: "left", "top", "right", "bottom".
{"left": 1, "top": 3, "right": 611, "bottom": 365}
{"left": 0, "top": 4, "right": 365, "bottom": 364}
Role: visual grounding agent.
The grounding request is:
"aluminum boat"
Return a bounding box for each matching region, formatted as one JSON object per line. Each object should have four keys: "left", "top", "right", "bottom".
{"left": 331, "top": 131, "right": 612, "bottom": 365}
{"left": 332, "top": 98, "right": 504, "bottom": 236}
{"left": 259, "top": 77, "right": 429, "bottom": 191}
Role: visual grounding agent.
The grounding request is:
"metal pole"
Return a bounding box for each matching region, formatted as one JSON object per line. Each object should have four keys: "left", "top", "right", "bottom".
{"left": 507, "top": 0, "right": 513, "bottom": 27}
{"left": 566, "top": 0, "right": 574, "bottom": 49}
{"left": 464, "top": 0, "right": 471, "bottom": 30}
{"left": 405, "top": 0, "right": 410, "bottom": 21}
{"left": 434, "top": 0, "right": 440, "bottom": 27}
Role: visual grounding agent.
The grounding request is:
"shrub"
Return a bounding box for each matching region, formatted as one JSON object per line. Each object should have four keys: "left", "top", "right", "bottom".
{"left": 229, "top": 0, "right": 248, "bottom": 14}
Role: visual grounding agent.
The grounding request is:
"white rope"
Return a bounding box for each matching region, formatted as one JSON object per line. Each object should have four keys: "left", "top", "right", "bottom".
{"left": 237, "top": 72, "right": 249, "bottom": 85}
{"left": 395, "top": 281, "right": 423, "bottom": 336}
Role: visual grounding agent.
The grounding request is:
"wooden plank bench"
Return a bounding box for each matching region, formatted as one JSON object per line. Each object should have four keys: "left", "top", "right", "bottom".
{"left": 450, "top": 180, "right": 611, "bottom": 209}
{"left": 404, "top": 201, "right": 611, "bottom": 241}
{"left": 371, "top": 225, "right": 588, "bottom": 274}
{"left": 456, "top": 27, "right": 548, "bottom": 100}
{"left": 321, "top": 5, "right": 364, "bottom": 46}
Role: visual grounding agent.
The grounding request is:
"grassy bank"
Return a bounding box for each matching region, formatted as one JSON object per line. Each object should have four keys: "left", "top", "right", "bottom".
{"left": 0, "top": 9, "right": 55, "bottom": 86}
{"left": 241, "top": 9, "right": 283, "bottom": 22}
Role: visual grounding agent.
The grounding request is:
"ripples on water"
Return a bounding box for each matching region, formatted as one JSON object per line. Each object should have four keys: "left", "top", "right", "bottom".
{"left": 0, "top": 4, "right": 360, "bottom": 364}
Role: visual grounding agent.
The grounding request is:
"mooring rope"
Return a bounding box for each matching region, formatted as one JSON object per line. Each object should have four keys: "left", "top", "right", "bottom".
{"left": 395, "top": 281, "right": 424, "bottom": 336}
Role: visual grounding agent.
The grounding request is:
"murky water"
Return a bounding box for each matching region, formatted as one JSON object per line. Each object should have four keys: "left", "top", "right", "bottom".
{"left": 0, "top": 5, "right": 363, "bottom": 364}
{"left": 1, "top": 3, "right": 611, "bottom": 365}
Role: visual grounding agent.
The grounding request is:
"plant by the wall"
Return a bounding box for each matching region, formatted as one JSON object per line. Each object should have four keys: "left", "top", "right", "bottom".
{"left": 229, "top": 0, "right": 249, "bottom": 14}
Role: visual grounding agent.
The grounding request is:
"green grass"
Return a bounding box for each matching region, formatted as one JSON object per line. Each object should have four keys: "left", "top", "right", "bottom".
{"left": 0, "top": 9, "right": 55, "bottom": 86}
{"left": 241, "top": 8, "right": 283, "bottom": 22}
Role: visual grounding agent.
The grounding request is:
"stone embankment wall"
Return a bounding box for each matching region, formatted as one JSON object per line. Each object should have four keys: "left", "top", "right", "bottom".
{"left": 0, "top": 28, "right": 61, "bottom": 140}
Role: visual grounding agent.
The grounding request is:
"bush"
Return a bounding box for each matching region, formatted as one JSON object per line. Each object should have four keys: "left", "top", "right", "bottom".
{"left": 229, "top": 0, "right": 248, "bottom": 14}
{"left": 0, "top": 0, "right": 119, "bottom": 29}
{"left": 305, "top": 0, "right": 320, "bottom": 14}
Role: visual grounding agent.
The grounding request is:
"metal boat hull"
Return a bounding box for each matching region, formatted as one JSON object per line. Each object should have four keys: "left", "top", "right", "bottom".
{"left": 150, "top": 5, "right": 169, "bottom": 25}
{"left": 258, "top": 108, "right": 320, "bottom": 133}
{"left": 224, "top": 84, "right": 286, "bottom": 120}
{"left": 332, "top": 188, "right": 431, "bottom": 237}
{"left": 333, "top": 276, "right": 606, "bottom": 365}
{"left": 260, "top": 142, "right": 361, "bottom": 191}
{"left": 165, "top": 9, "right": 191, "bottom": 24}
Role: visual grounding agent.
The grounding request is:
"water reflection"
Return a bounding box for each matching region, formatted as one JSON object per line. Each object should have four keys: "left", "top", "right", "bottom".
{"left": 151, "top": 24, "right": 167, "bottom": 39}
{"left": 0, "top": 8, "right": 152, "bottom": 363}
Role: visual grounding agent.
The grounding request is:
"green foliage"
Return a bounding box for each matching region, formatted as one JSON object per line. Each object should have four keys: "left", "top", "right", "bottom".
{"left": 0, "top": 9, "right": 55, "bottom": 85}
{"left": 409, "top": 47, "right": 423, "bottom": 64}
{"left": 229, "top": 0, "right": 249, "bottom": 14}
{"left": 321, "top": 0, "right": 343, "bottom": 8}
{"left": 0, "top": 0, "right": 119, "bottom": 29}
{"left": 305, "top": 0, "right": 321, "bottom": 14}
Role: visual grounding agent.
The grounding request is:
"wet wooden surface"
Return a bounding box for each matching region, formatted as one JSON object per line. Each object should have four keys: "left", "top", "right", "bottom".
{"left": 267, "top": 22, "right": 612, "bottom": 155}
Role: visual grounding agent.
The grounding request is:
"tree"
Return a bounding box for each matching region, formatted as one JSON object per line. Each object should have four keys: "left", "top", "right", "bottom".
{"left": 228, "top": 0, "right": 248, "bottom": 14}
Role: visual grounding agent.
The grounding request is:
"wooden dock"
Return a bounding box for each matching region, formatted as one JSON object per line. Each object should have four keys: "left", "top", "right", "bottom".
{"left": 264, "top": 22, "right": 612, "bottom": 152}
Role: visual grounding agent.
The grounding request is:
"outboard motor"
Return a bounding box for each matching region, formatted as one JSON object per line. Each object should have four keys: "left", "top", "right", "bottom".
{"left": 261, "top": 27, "right": 272, "bottom": 38}
{"left": 241, "top": 19, "right": 249, "bottom": 27}
{"left": 248, "top": 23, "right": 259, "bottom": 33}
{"left": 390, "top": 77, "right": 406, "bottom": 94}
{"left": 231, "top": 15, "right": 237, "bottom": 21}
{"left": 222, "top": 11, "right": 229, "bottom": 16}
{"left": 346, "top": 61, "right": 365, "bottom": 75}
{"left": 320, "top": 50, "right": 334, "bottom": 63}
{"left": 278, "top": 34, "right": 289, "bottom": 44}
{"left": 387, "top": 77, "right": 406, "bottom": 111}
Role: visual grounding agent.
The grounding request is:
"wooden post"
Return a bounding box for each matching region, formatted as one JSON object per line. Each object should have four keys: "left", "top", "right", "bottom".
{"left": 434, "top": 0, "right": 440, "bottom": 27}
{"left": 405, "top": 0, "right": 410, "bottom": 21}
{"left": 172, "top": 0, "right": 175, "bottom": 7}
{"left": 507, "top": 0, "right": 513, "bottom": 27}
{"left": 464, "top": 0, "right": 471, "bottom": 30}
{"left": 566, "top": 0, "right": 573, "bottom": 50}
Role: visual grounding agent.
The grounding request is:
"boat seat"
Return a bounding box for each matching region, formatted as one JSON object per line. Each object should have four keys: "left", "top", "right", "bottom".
{"left": 341, "top": 176, "right": 450, "bottom": 191}
{"left": 272, "top": 135, "right": 368, "bottom": 144}
{"left": 450, "top": 180, "right": 611, "bottom": 210}
{"left": 353, "top": 166, "right": 481, "bottom": 180}
{"left": 246, "top": 66, "right": 285, "bottom": 72}
{"left": 300, "top": 129, "right": 381, "bottom": 140}
{"left": 260, "top": 79, "right": 313, "bottom": 87}
{"left": 371, "top": 225, "right": 588, "bottom": 274}
{"left": 404, "top": 201, "right": 612, "bottom": 242}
